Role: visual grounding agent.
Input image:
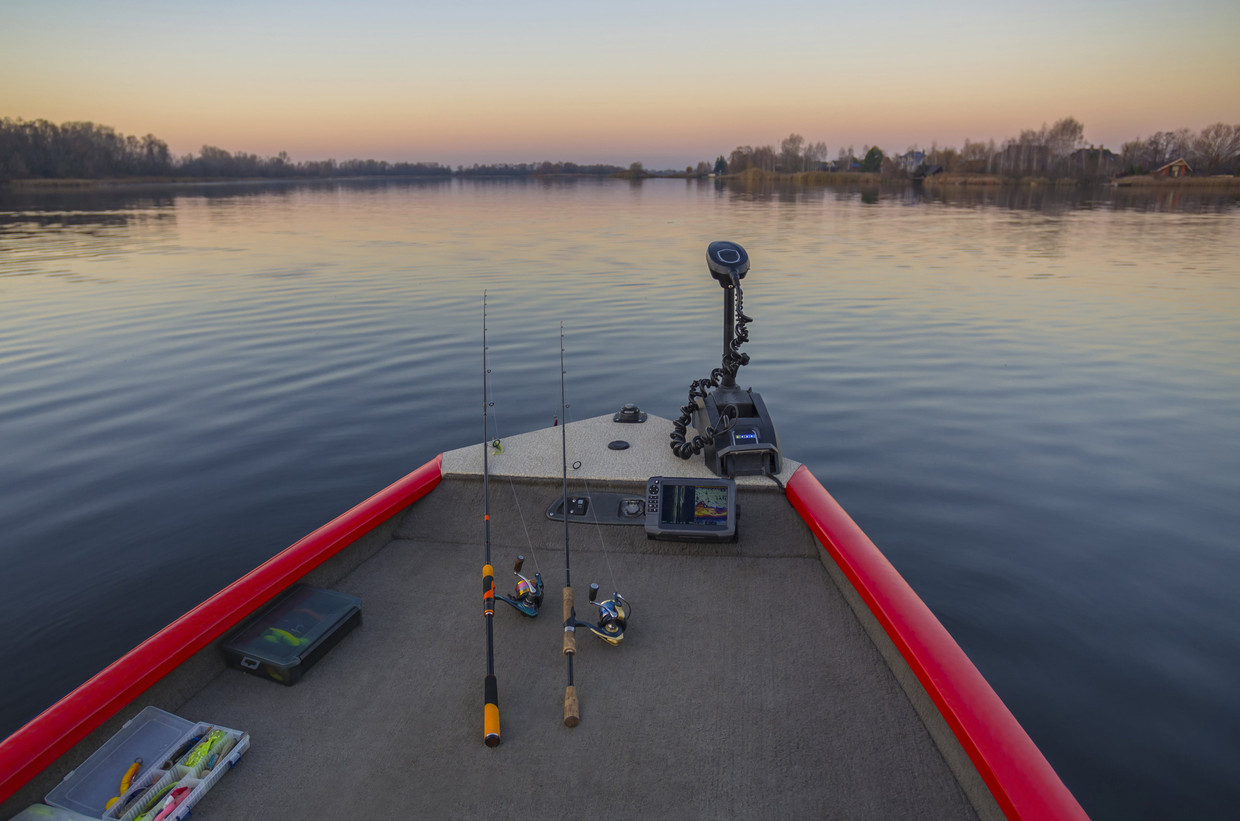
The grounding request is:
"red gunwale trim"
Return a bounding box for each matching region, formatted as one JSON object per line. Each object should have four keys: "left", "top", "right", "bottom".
{"left": 0, "top": 454, "right": 443, "bottom": 806}
{"left": 785, "top": 464, "right": 1088, "bottom": 821}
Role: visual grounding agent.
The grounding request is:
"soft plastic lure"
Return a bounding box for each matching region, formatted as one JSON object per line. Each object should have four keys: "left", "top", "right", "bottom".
{"left": 137, "top": 785, "right": 192, "bottom": 821}
{"left": 133, "top": 779, "right": 180, "bottom": 818}
{"left": 182, "top": 729, "right": 225, "bottom": 768}
{"left": 262, "top": 627, "right": 304, "bottom": 646}
{"left": 103, "top": 758, "right": 142, "bottom": 809}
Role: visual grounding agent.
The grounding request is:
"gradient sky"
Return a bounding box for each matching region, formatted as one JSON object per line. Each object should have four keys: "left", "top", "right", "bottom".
{"left": 3, "top": 0, "right": 1238, "bottom": 168}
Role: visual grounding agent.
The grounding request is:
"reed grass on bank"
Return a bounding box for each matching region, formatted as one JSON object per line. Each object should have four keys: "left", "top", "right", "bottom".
{"left": 724, "top": 168, "right": 1240, "bottom": 190}
{"left": 1112, "top": 175, "right": 1240, "bottom": 189}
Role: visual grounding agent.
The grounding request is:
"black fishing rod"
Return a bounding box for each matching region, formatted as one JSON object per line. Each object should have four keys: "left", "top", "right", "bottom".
{"left": 559, "top": 323, "right": 580, "bottom": 727}
{"left": 482, "top": 293, "right": 500, "bottom": 747}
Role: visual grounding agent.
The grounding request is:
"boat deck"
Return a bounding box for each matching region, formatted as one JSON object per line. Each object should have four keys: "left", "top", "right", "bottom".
{"left": 7, "top": 415, "right": 994, "bottom": 819}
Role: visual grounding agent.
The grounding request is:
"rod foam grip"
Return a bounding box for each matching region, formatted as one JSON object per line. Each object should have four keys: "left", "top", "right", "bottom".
{"left": 563, "top": 627, "right": 576, "bottom": 656}
{"left": 483, "top": 565, "right": 495, "bottom": 615}
{"left": 484, "top": 675, "right": 500, "bottom": 747}
{"left": 564, "top": 685, "right": 580, "bottom": 727}
{"left": 562, "top": 586, "right": 574, "bottom": 621}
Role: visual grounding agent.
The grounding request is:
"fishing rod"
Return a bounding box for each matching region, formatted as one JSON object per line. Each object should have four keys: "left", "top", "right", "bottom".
{"left": 477, "top": 366, "right": 544, "bottom": 619}
{"left": 572, "top": 474, "right": 631, "bottom": 646}
{"left": 481, "top": 292, "right": 500, "bottom": 747}
{"left": 559, "top": 323, "right": 580, "bottom": 727}
{"left": 558, "top": 325, "right": 633, "bottom": 728}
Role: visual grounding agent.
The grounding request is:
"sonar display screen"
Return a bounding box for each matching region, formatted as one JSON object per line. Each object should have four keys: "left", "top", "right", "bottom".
{"left": 661, "top": 483, "right": 729, "bottom": 527}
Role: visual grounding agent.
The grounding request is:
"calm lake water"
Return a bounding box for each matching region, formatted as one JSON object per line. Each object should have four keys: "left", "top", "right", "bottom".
{"left": 1, "top": 178, "right": 1238, "bottom": 819}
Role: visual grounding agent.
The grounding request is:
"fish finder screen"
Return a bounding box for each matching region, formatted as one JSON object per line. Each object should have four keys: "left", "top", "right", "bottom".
{"left": 661, "top": 484, "right": 729, "bottom": 527}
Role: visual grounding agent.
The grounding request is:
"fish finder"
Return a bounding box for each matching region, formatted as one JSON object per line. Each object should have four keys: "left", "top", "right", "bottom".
{"left": 643, "top": 476, "right": 737, "bottom": 542}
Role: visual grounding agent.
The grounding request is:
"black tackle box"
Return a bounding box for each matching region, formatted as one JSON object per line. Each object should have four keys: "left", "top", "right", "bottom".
{"left": 222, "top": 585, "right": 361, "bottom": 685}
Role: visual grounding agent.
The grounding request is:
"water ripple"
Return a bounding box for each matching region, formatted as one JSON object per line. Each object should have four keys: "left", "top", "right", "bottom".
{"left": 0, "top": 179, "right": 1237, "bottom": 819}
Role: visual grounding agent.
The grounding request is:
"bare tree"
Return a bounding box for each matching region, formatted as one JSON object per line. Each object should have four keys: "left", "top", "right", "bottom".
{"left": 1192, "top": 123, "right": 1240, "bottom": 173}
{"left": 804, "top": 141, "right": 828, "bottom": 170}
{"left": 1046, "top": 117, "right": 1085, "bottom": 159}
{"left": 779, "top": 133, "right": 805, "bottom": 172}
{"left": 960, "top": 139, "right": 990, "bottom": 173}
{"left": 729, "top": 146, "right": 754, "bottom": 173}
{"left": 751, "top": 144, "right": 777, "bottom": 172}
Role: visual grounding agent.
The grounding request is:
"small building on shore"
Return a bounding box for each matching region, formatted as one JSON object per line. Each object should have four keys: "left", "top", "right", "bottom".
{"left": 1152, "top": 158, "right": 1192, "bottom": 178}
{"left": 895, "top": 150, "right": 926, "bottom": 172}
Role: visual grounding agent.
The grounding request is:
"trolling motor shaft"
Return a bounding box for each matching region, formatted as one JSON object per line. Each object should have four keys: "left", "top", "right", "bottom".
{"left": 707, "top": 241, "right": 749, "bottom": 390}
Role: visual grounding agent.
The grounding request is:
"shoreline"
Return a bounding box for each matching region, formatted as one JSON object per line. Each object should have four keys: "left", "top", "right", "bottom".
{"left": 718, "top": 168, "right": 1240, "bottom": 190}
{"left": 0, "top": 175, "right": 453, "bottom": 191}
{"left": 5, "top": 172, "right": 1239, "bottom": 193}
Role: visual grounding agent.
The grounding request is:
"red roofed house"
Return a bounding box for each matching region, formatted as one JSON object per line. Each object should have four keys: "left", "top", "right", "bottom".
{"left": 1152, "top": 158, "right": 1192, "bottom": 178}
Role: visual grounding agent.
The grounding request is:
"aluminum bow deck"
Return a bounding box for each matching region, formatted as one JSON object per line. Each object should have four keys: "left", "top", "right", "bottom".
{"left": 0, "top": 414, "right": 1085, "bottom": 820}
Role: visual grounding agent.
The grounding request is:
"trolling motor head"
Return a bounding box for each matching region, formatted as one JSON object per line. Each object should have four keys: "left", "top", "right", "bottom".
{"left": 707, "top": 240, "right": 749, "bottom": 285}
{"left": 668, "top": 241, "right": 781, "bottom": 479}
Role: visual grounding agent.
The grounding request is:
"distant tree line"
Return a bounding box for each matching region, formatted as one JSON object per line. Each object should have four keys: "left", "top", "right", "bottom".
{"left": 0, "top": 118, "right": 451, "bottom": 180}
{"left": 455, "top": 160, "right": 625, "bottom": 177}
{"left": 177, "top": 149, "right": 450, "bottom": 179}
{"left": 715, "top": 118, "right": 1240, "bottom": 180}
{"left": 7, "top": 115, "right": 1238, "bottom": 184}
{"left": 0, "top": 119, "right": 173, "bottom": 178}
{"left": 0, "top": 118, "right": 633, "bottom": 181}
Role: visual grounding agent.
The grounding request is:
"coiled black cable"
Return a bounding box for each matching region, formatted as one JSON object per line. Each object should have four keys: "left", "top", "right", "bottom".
{"left": 669, "top": 281, "right": 753, "bottom": 459}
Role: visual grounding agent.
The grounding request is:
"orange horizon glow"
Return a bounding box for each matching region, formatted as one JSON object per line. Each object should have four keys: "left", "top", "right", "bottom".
{"left": 3, "top": 1, "right": 1238, "bottom": 168}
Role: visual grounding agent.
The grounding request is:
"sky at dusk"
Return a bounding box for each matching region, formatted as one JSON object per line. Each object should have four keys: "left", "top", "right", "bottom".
{"left": 3, "top": 0, "right": 1238, "bottom": 169}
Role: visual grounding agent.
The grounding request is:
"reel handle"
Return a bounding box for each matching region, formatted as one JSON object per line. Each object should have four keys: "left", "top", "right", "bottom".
{"left": 514, "top": 555, "right": 525, "bottom": 574}
{"left": 589, "top": 583, "right": 599, "bottom": 603}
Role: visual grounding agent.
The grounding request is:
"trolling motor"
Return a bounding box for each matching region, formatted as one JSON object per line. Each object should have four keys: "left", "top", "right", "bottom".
{"left": 496, "top": 555, "right": 543, "bottom": 617}
{"left": 669, "top": 241, "right": 781, "bottom": 478}
{"left": 566, "top": 583, "right": 630, "bottom": 646}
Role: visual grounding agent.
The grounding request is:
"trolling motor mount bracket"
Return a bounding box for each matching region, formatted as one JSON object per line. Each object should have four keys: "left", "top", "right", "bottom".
{"left": 694, "top": 390, "right": 781, "bottom": 478}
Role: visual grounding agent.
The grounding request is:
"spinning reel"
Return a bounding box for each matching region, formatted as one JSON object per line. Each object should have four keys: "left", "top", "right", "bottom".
{"left": 567, "top": 583, "right": 630, "bottom": 646}
{"left": 496, "top": 555, "right": 543, "bottom": 617}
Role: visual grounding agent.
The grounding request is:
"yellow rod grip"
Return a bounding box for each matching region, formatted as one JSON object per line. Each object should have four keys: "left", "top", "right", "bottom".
{"left": 484, "top": 674, "right": 500, "bottom": 747}
{"left": 484, "top": 703, "right": 500, "bottom": 747}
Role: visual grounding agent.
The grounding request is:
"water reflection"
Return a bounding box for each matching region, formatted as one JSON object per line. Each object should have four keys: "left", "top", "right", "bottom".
{"left": 0, "top": 209, "right": 178, "bottom": 281}
{"left": 707, "top": 174, "right": 1240, "bottom": 214}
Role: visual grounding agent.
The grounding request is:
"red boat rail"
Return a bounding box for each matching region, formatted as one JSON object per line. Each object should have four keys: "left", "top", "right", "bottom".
{"left": 785, "top": 464, "right": 1087, "bottom": 821}
{"left": 0, "top": 455, "right": 443, "bottom": 806}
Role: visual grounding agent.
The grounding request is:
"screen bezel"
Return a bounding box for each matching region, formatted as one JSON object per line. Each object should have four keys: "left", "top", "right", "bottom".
{"left": 645, "top": 476, "right": 737, "bottom": 541}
